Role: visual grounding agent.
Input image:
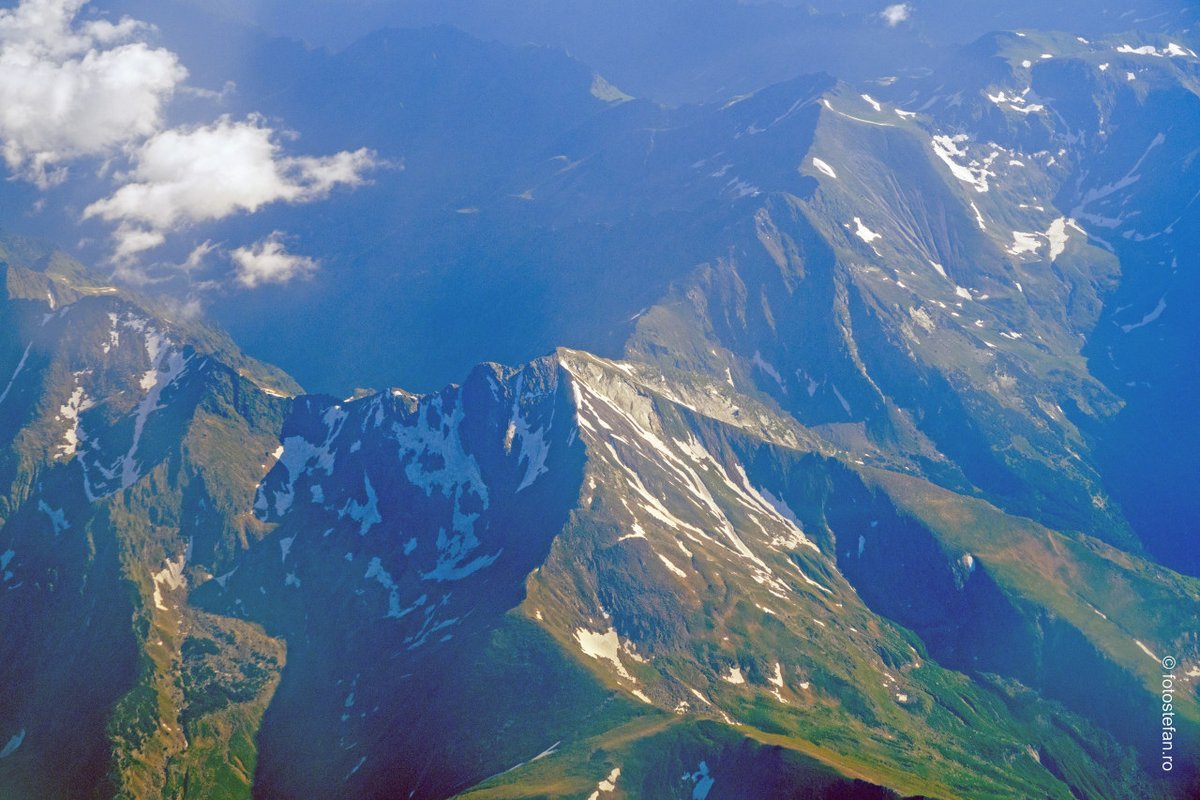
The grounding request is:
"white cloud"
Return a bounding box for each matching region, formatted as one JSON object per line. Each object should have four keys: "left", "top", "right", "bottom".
{"left": 231, "top": 232, "right": 317, "bottom": 287}
{"left": 110, "top": 224, "right": 165, "bottom": 264}
{"left": 0, "top": 0, "right": 379, "bottom": 278}
{"left": 0, "top": 0, "right": 186, "bottom": 186}
{"left": 180, "top": 240, "right": 218, "bottom": 273}
{"left": 83, "top": 115, "right": 377, "bottom": 260}
{"left": 880, "top": 3, "right": 912, "bottom": 26}
{"left": 151, "top": 294, "right": 204, "bottom": 322}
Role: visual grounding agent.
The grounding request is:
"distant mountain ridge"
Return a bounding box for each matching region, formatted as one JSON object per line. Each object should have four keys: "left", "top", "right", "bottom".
{"left": 0, "top": 246, "right": 1195, "bottom": 798}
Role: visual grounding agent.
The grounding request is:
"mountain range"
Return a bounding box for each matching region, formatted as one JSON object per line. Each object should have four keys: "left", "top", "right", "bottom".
{"left": 0, "top": 5, "right": 1197, "bottom": 799}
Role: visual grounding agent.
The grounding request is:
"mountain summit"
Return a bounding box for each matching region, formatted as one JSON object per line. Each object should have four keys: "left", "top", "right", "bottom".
{"left": 0, "top": 237, "right": 1195, "bottom": 798}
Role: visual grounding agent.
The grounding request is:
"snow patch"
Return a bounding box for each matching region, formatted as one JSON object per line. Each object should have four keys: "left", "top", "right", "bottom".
{"left": 1045, "top": 217, "right": 1070, "bottom": 260}
{"left": 770, "top": 662, "right": 785, "bottom": 688}
{"left": 658, "top": 553, "right": 688, "bottom": 578}
{"left": 1009, "top": 231, "right": 1041, "bottom": 255}
{"left": 831, "top": 383, "right": 852, "bottom": 416}
{"left": 55, "top": 384, "right": 95, "bottom": 460}
{"left": 88, "top": 319, "right": 192, "bottom": 494}
{"left": 853, "top": 217, "right": 881, "bottom": 243}
{"left": 969, "top": 200, "right": 987, "bottom": 230}
{"left": 733, "top": 467, "right": 819, "bottom": 553}
{"left": 389, "top": 393, "right": 498, "bottom": 582}
{"left": 38, "top": 501, "right": 70, "bottom": 534}
{"left": 509, "top": 374, "right": 553, "bottom": 491}
{"left": 345, "top": 756, "right": 367, "bottom": 780}
{"left": 0, "top": 344, "right": 31, "bottom": 406}
{"left": 365, "top": 557, "right": 422, "bottom": 619}
{"left": 752, "top": 351, "right": 785, "bottom": 391}
{"left": 820, "top": 98, "right": 895, "bottom": 127}
{"left": 682, "top": 761, "right": 715, "bottom": 800}
{"left": 214, "top": 566, "right": 237, "bottom": 590}
{"left": 339, "top": 474, "right": 382, "bottom": 535}
{"left": 811, "top": 157, "right": 837, "bottom": 179}
{"left": 1121, "top": 297, "right": 1166, "bottom": 333}
{"left": 102, "top": 313, "right": 120, "bottom": 354}
{"left": 0, "top": 729, "right": 25, "bottom": 759}
{"left": 587, "top": 767, "right": 621, "bottom": 800}
{"left": 931, "top": 134, "right": 992, "bottom": 192}
{"left": 1117, "top": 42, "right": 1197, "bottom": 58}
{"left": 152, "top": 550, "right": 188, "bottom": 611}
{"left": 986, "top": 89, "right": 1044, "bottom": 116}
{"left": 575, "top": 626, "right": 634, "bottom": 681}
{"left": 1008, "top": 217, "right": 1077, "bottom": 260}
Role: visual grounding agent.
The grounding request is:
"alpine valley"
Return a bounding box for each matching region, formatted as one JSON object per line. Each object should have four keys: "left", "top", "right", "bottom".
{"left": 0, "top": 3, "right": 1198, "bottom": 800}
